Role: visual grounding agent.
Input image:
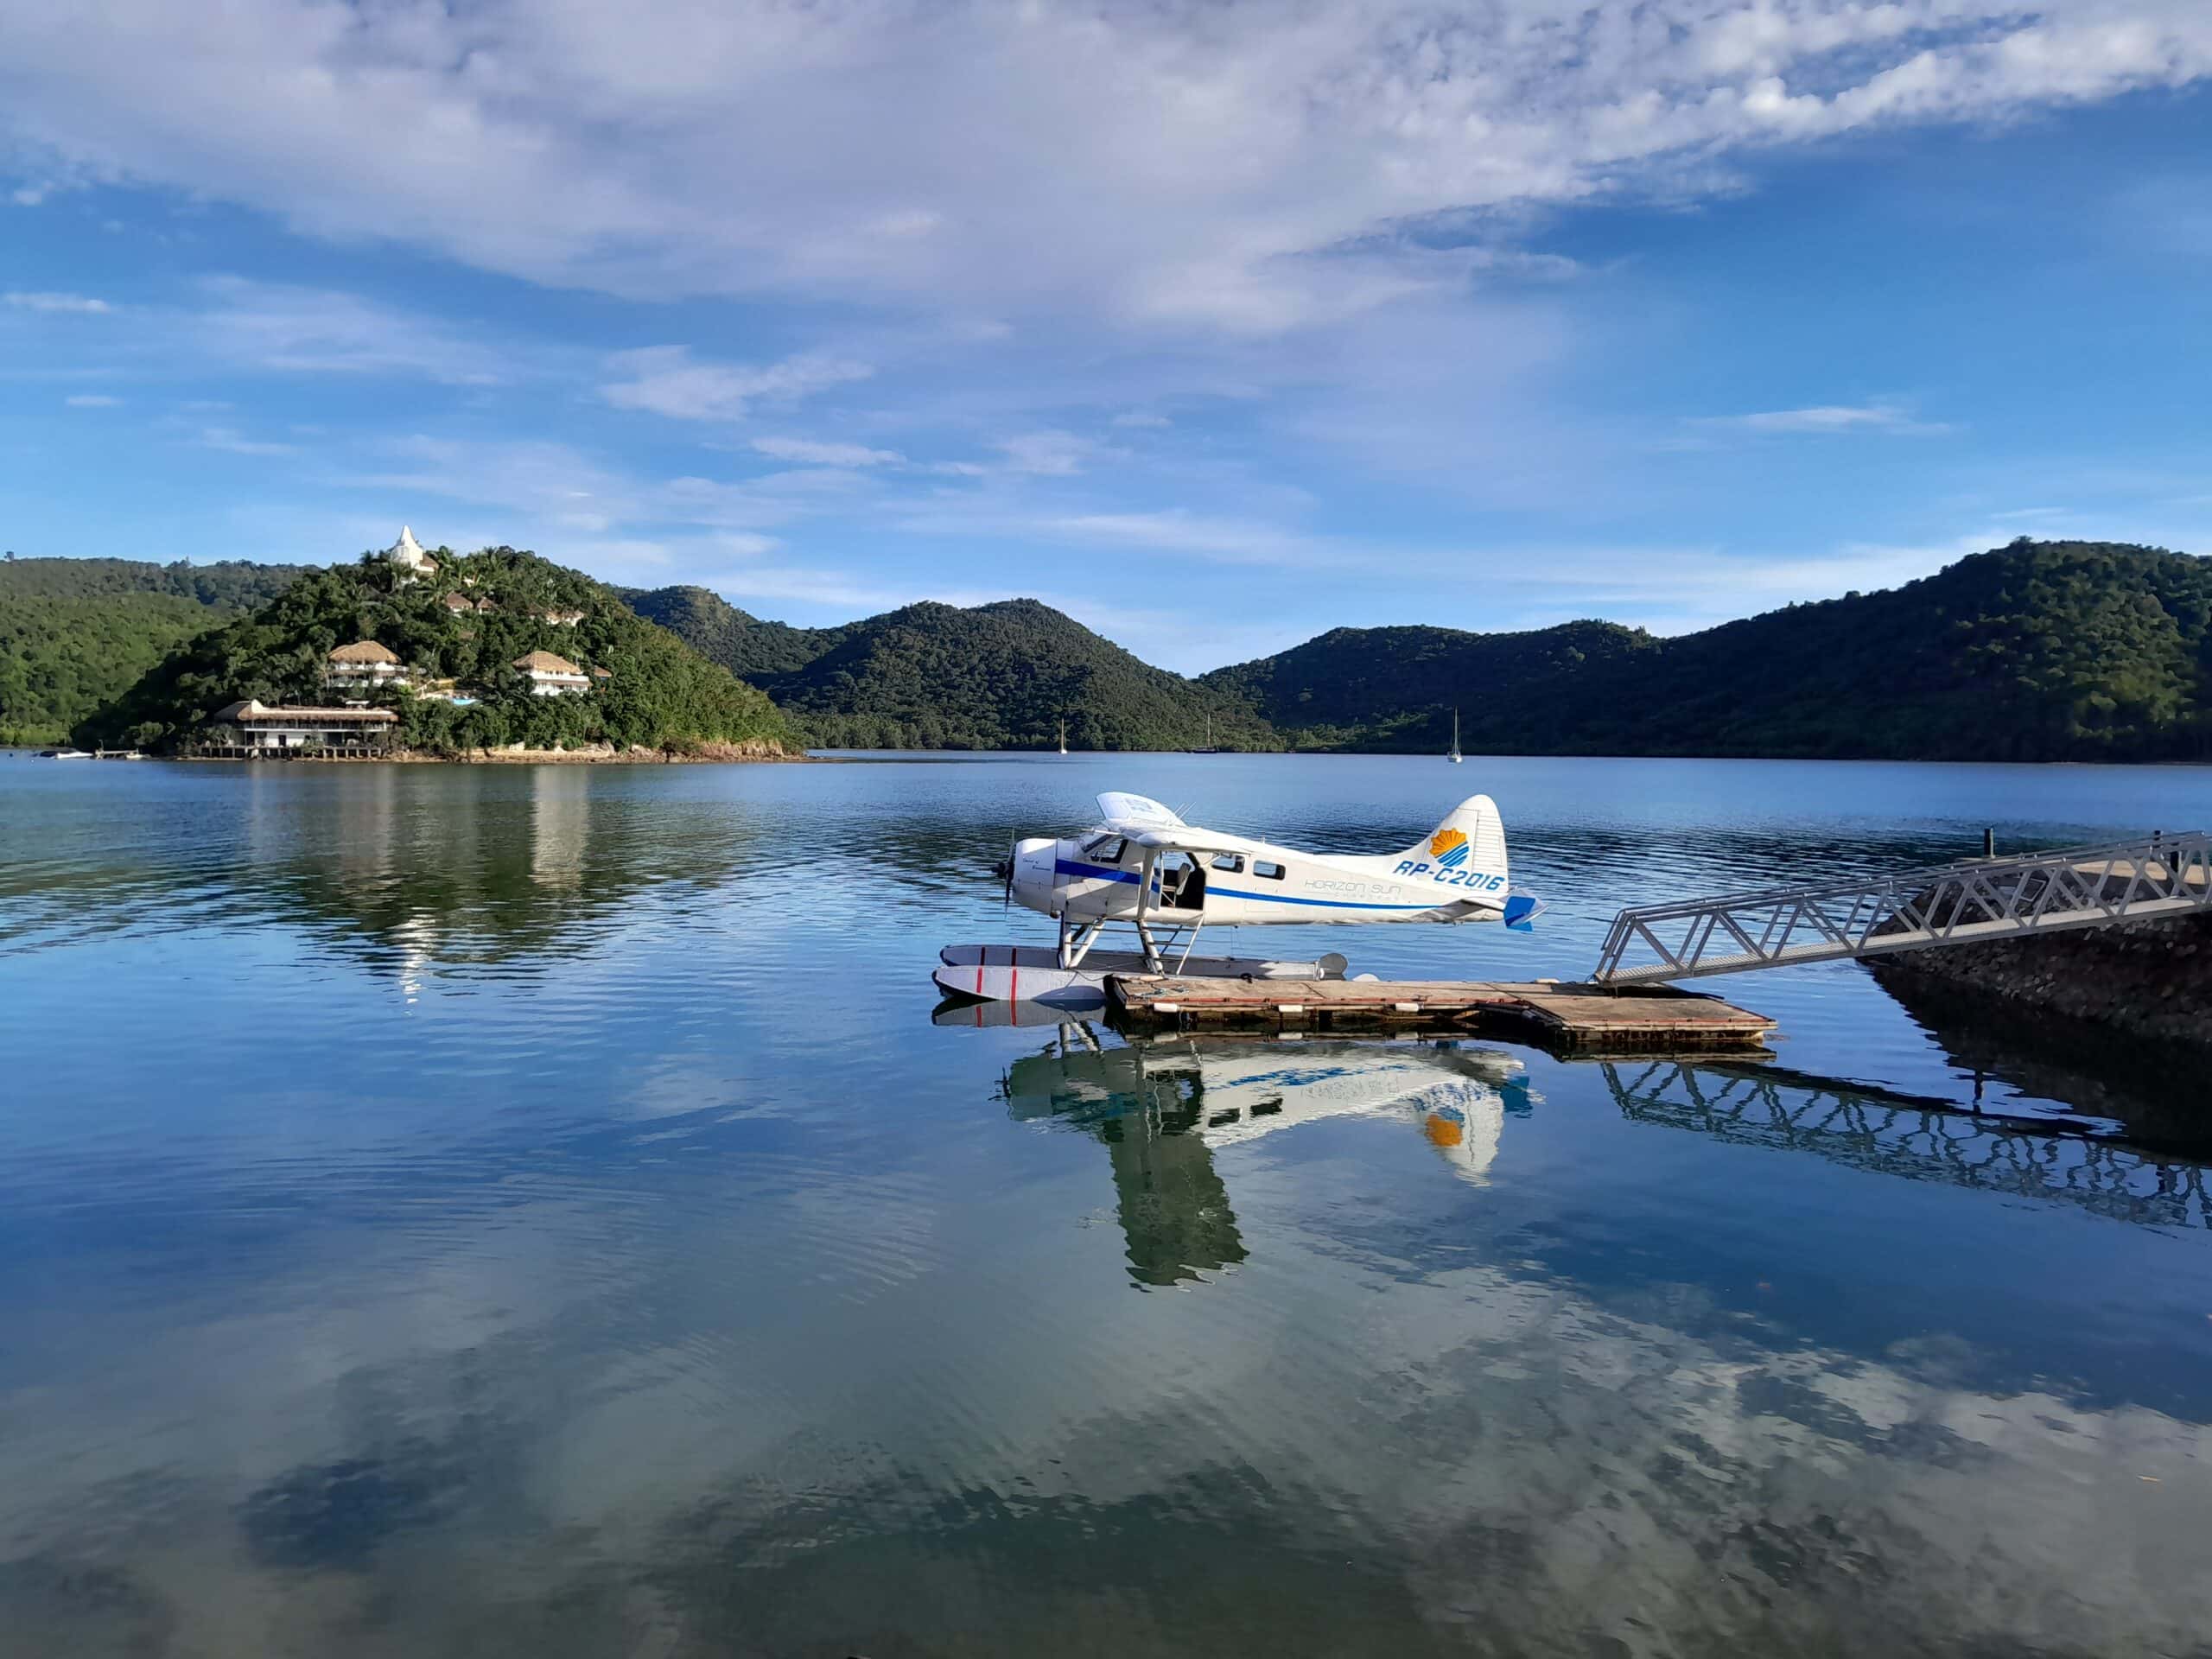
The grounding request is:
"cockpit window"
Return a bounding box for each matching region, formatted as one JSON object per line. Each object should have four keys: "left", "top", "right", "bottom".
{"left": 1082, "top": 834, "right": 1127, "bottom": 864}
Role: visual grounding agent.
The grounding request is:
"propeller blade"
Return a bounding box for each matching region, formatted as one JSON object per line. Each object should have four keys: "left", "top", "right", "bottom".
{"left": 1002, "top": 832, "right": 1018, "bottom": 909}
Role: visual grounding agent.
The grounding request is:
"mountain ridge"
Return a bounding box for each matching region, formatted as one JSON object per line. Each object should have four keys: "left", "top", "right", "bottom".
{"left": 1201, "top": 539, "right": 2212, "bottom": 761}
{"left": 15, "top": 537, "right": 2209, "bottom": 760}
{"left": 620, "top": 586, "right": 1273, "bottom": 750}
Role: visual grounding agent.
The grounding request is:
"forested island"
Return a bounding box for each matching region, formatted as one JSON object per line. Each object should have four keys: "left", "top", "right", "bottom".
{"left": 67, "top": 544, "right": 788, "bottom": 758}
{"left": 8, "top": 537, "right": 2211, "bottom": 761}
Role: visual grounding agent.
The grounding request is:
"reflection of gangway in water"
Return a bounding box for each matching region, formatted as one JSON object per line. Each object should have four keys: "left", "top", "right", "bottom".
{"left": 1591, "top": 832, "right": 2212, "bottom": 985}
{"left": 1601, "top": 1060, "right": 2212, "bottom": 1232}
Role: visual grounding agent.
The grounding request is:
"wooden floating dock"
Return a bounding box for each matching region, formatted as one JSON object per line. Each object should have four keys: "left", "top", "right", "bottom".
{"left": 1107, "top": 976, "right": 1777, "bottom": 1053}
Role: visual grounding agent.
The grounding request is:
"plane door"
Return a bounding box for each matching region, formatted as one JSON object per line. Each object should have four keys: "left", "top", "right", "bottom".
{"left": 1153, "top": 851, "right": 1205, "bottom": 910}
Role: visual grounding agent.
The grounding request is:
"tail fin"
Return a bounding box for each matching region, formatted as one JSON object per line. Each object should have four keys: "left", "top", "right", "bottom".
{"left": 1397, "top": 794, "right": 1508, "bottom": 887}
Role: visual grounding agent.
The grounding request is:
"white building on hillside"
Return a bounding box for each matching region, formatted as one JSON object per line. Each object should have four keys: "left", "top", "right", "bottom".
{"left": 513, "top": 651, "right": 591, "bottom": 696}
{"left": 326, "top": 640, "right": 410, "bottom": 693}
{"left": 208, "top": 700, "right": 399, "bottom": 753}
{"left": 383, "top": 525, "right": 439, "bottom": 583}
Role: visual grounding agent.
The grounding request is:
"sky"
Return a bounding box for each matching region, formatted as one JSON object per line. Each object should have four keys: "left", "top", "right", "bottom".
{"left": 3, "top": 0, "right": 2210, "bottom": 673}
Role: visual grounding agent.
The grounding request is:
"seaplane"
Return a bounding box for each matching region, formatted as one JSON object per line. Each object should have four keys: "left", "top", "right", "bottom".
{"left": 935, "top": 790, "right": 1543, "bottom": 1006}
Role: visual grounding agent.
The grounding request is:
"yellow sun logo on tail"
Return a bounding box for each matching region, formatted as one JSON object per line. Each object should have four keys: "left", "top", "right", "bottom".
{"left": 1429, "top": 829, "right": 1467, "bottom": 859}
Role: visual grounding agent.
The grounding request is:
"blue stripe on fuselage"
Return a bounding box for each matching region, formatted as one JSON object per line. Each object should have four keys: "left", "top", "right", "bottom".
{"left": 1054, "top": 857, "right": 1141, "bottom": 885}
{"left": 1053, "top": 858, "right": 1476, "bottom": 912}
{"left": 1210, "top": 884, "right": 1460, "bottom": 911}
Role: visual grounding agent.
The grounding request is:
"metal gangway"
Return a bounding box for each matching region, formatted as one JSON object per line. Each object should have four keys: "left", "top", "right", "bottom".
{"left": 1591, "top": 831, "right": 2212, "bottom": 986}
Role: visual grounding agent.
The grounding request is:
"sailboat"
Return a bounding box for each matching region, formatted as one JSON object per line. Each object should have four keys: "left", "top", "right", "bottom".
{"left": 1058, "top": 719, "right": 1068, "bottom": 756}
{"left": 1187, "top": 712, "right": 1222, "bottom": 755}
{"left": 1448, "top": 708, "right": 1463, "bottom": 765}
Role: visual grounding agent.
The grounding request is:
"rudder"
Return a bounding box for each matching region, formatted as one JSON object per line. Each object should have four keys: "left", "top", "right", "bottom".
{"left": 1396, "top": 795, "right": 1508, "bottom": 887}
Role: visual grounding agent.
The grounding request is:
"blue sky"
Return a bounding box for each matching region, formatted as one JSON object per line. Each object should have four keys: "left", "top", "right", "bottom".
{"left": 3, "top": 0, "right": 2210, "bottom": 671}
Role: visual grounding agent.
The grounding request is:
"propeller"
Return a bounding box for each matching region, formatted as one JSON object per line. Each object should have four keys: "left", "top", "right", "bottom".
{"left": 992, "top": 830, "right": 1018, "bottom": 909}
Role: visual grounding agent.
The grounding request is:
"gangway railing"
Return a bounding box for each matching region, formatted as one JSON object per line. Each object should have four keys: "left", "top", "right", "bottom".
{"left": 1590, "top": 831, "right": 2212, "bottom": 985}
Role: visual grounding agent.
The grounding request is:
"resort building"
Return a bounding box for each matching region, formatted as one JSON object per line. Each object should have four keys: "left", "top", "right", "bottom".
{"left": 383, "top": 524, "right": 439, "bottom": 584}
{"left": 531, "top": 607, "right": 586, "bottom": 626}
{"left": 325, "top": 640, "right": 410, "bottom": 692}
{"left": 207, "top": 700, "right": 399, "bottom": 753}
{"left": 513, "top": 651, "right": 591, "bottom": 696}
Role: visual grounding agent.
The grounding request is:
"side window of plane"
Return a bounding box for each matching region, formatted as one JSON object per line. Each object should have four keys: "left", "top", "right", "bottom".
{"left": 1211, "top": 854, "right": 1244, "bottom": 873}
{"left": 1253, "top": 861, "right": 1287, "bottom": 880}
{"left": 1083, "top": 835, "right": 1127, "bottom": 865}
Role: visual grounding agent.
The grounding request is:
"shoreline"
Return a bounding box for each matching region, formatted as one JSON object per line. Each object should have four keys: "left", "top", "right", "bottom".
{"left": 172, "top": 741, "right": 810, "bottom": 766}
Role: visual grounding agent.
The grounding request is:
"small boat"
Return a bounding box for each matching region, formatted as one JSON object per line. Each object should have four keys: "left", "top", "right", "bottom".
{"left": 1187, "top": 712, "right": 1222, "bottom": 754}
{"left": 37, "top": 747, "right": 93, "bottom": 760}
{"left": 1449, "top": 708, "right": 1463, "bottom": 765}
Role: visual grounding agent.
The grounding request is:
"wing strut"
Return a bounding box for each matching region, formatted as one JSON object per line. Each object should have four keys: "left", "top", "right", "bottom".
{"left": 1135, "top": 846, "right": 1162, "bottom": 971}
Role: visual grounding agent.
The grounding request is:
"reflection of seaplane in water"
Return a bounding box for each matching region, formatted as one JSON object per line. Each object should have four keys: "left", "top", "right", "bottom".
{"left": 995, "top": 1032, "right": 1534, "bottom": 1286}
{"left": 936, "top": 791, "right": 1544, "bottom": 1005}
{"left": 1005, "top": 1033, "right": 1529, "bottom": 1179}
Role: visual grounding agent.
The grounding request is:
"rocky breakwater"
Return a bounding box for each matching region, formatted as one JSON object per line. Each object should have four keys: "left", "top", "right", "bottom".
{"left": 1867, "top": 901, "right": 2212, "bottom": 1048}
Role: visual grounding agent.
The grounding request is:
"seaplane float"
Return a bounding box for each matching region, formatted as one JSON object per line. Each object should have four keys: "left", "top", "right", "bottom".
{"left": 935, "top": 791, "right": 1543, "bottom": 1006}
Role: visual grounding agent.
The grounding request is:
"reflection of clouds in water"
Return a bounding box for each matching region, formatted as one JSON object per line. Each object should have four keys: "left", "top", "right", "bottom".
{"left": 4, "top": 1128, "right": 2209, "bottom": 1655}
{"left": 19, "top": 1258, "right": 2205, "bottom": 1656}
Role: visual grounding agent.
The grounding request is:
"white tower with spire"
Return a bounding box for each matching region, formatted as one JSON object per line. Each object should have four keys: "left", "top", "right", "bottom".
{"left": 382, "top": 524, "right": 438, "bottom": 584}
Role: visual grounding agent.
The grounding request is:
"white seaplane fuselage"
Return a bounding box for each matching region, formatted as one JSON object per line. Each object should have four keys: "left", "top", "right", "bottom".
{"left": 934, "top": 791, "right": 1540, "bottom": 1005}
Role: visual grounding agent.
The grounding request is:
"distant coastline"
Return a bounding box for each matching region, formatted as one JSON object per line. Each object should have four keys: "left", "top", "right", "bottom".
{"left": 168, "top": 741, "right": 807, "bottom": 765}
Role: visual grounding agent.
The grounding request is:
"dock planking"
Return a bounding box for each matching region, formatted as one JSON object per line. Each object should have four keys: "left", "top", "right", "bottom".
{"left": 1107, "top": 976, "right": 1777, "bottom": 1053}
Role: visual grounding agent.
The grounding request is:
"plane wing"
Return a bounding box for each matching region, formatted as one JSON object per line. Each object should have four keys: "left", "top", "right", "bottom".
{"left": 1093, "top": 795, "right": 1249, "bottom": 858}
{"left": 1096, "top": 791, "right": 1184, "bottom": 829}
{"left": 1122, "top": 827, "right": 1249, "bottom": 857}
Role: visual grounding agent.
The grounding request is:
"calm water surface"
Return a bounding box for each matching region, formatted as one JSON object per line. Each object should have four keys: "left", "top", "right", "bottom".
{"left": 3, "top": 752, "right": 2210, "bottom": 1656}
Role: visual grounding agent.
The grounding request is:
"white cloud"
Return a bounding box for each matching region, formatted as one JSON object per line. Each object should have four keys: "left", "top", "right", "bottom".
{"left": 601, "top": 346, "right": 872, "bottom": 422}
{"left": 348, "top": 435, "right": 641, "bottom": 531}
{"left": 749, "top": 435, "right": 904, "bottom": 467}
{"left": 995, "top": 429, "right": 1109, "bottom": 476}
{"left": 1039, "top": 509, "right": 1332, "bottom": 567}
{"left": 188, "top": 276, "right": 507, "bottom": 384}
{"left": 4, "top": 289, "right": 109, "bottom": 313}
{"left": 195, "top": 424, "right": 294, "bottom": 456}
{"left": 64, "top": 392, "right": 121, "bottom": 407}
{"left": 1696, "top": 403, "right": 1955, "bottom": 436}
{"left": 3, "top": 2, "right": 2204, "bottom": 334}
{"left": 1113, "top": 410, "right": 1172, "bottom": 429}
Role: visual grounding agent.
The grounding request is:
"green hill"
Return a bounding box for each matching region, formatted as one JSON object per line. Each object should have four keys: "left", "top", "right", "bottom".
{"left": 653, "top": 594, "right": 1274, "bottom": 750}
{"left": 1205, "top": 619, "right": 1655, "bottom": 753}
{"left": 619, "top": 584, "right": 842, "bottom": 678}
{"left": 1204, "top": 541, "right": 2212, "bottom": 762}
{"left": 0, "top": 556, "right": 308, "bottom": 743}
{"left": 77, "top": 546, "right": 790, "bottom": 756}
